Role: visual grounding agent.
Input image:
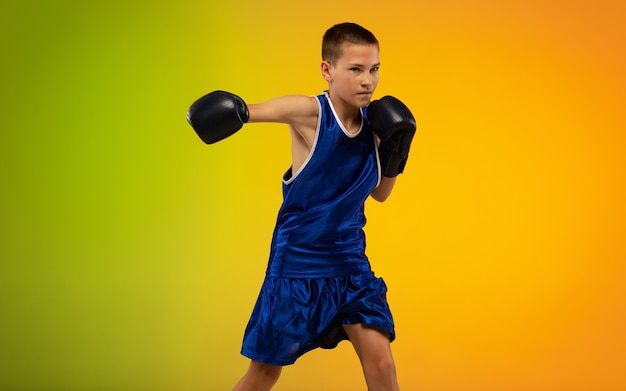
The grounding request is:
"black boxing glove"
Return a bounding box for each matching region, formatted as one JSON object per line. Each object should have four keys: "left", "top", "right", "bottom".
{"left": 367, "top": 96, "right": 416, "bottom": 177}
{"left": 186, "top": 90, "right": 249, "bottom": 144}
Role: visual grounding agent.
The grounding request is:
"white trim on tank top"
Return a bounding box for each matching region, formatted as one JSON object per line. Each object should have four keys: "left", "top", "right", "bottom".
{"left": 325, "top": 91, "right": 363, "bottom": 138}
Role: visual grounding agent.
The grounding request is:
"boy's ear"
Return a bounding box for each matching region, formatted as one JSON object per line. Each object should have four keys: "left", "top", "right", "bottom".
{"left": 321, "top": 60, "right": 333, "bottom": 82}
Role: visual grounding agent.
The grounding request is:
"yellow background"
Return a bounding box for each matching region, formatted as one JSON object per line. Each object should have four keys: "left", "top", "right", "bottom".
{"left": 1, "top": 0, "right": 624, "bottom": 390}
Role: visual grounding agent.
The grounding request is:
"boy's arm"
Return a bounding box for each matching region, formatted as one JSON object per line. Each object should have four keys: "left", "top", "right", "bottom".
{"left": 370, "top": 176, "right": 397, "bottom": 202}
{"left": 248, "top": 95, "right": 318, "bottom": 126}
{"left": 249, "top": 95, "right": 319, "bottom": 173}
{"left": 370, "top": 134, "right": 398, "bottom": 202}
{"left": 187, "top": 91, "right": 317, "bottom": 144}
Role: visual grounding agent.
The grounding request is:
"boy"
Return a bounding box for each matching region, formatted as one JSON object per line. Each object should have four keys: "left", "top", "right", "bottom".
{"left": 187, "top": 22, "right": 415, "bottom": 391}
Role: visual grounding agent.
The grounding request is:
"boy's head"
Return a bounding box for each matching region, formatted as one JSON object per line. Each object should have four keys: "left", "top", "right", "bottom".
{"left": 322, "top": 23, "right": 379, "bottom": 64}
{"left": 321, "top": 23, "right": 380, "bottom": 108}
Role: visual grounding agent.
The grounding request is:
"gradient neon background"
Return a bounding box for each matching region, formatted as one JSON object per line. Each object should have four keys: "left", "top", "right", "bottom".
{"left": 1, "top": 0, "right": 625, "bottom": 390}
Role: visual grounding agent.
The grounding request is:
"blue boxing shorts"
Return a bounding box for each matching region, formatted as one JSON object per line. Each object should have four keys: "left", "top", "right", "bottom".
{"left": 240, "top": 271, "right": 395, "bottom": 366}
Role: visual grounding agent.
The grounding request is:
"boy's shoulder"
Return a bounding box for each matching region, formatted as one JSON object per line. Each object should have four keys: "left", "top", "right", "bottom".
{"left": 280, "top": 94, "right": 320, "bottom": 117}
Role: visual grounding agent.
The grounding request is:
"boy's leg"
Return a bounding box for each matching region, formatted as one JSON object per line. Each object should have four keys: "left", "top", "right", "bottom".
{"left": 343, "top": 323, "right": 400, "bottom": 391}
{"left": 232, "top": 360, "right": 282, "bottom": 391}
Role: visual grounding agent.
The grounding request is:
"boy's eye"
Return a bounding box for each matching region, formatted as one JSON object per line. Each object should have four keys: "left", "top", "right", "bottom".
{"left": 350, "top": 67, "right": 361, "bottom": 72}
{"left": 371, "top": 66, "right": 379, "bottom": 73}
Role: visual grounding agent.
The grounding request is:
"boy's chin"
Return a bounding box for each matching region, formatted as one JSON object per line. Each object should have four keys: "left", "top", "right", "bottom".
{"left": 355, "top": 95, "right": 373, "bottom": 107}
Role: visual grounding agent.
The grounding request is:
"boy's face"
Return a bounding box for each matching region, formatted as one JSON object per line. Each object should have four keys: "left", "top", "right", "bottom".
{"left": 322, "top": 43, "right": 380, "bottom": 108}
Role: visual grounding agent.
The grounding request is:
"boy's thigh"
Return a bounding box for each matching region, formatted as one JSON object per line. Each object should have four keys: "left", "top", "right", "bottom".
{"left": 342, "top": 323, "right": 394, "bottom": 360}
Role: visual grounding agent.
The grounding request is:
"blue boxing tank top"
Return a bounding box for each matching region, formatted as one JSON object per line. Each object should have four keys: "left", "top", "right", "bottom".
{"left": 266, "top": 91, "right": 381, "bottom": 278}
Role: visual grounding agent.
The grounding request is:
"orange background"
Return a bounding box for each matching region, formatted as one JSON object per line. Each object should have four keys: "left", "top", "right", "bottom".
{"left": 1, "top": 0, "right": 624, "bottom": 389}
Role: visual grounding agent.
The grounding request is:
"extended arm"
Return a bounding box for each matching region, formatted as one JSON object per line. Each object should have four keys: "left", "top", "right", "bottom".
{"left": 186, "top": 91, "right": 317, "bottom": 144}
{"left": 247, "top": 95, "right": 318, "bottom": 125}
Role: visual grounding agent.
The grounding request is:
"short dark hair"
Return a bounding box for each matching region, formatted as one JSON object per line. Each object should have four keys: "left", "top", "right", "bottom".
{"left": 322, "top": 22, "right": 379, "bottom": 63}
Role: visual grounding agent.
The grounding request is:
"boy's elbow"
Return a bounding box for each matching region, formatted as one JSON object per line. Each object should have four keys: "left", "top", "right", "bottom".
{"left": 370, "top": 190, "right": 391, "bottom": 202}
{"left": 370, "top": 176, "right": 397, "bottom": 202}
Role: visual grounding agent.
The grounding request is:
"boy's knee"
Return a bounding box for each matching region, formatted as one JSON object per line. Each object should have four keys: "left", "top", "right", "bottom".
{"left": 361, "top": 355, "right": 399, "bottom": 390}
{"left": 364, "top": 354, "right": 396, "bottom": 377}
